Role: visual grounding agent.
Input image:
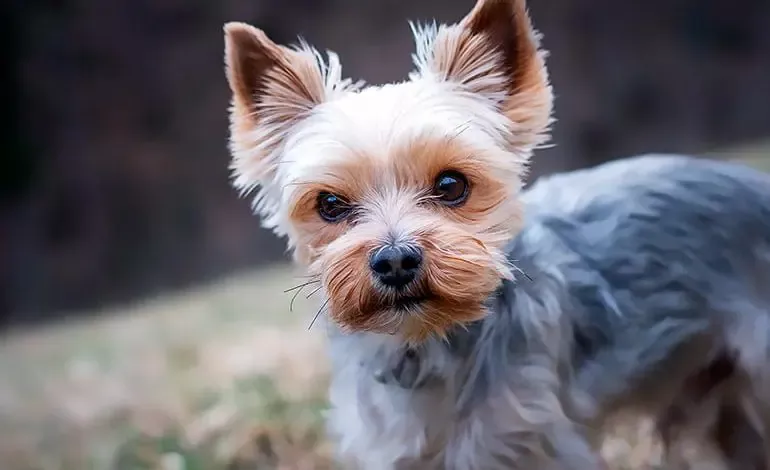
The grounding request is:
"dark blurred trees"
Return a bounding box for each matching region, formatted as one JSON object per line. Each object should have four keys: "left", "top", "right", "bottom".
{"left": 2, "top": 0, "right": 769, "bottom": 326}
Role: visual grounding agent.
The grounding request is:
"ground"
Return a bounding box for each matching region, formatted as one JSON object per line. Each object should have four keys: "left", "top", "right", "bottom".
{"left": 2, "top": 148, "right": 767, "bottom": 470}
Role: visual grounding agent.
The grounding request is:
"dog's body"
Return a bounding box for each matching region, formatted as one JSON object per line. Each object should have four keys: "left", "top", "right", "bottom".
{"left": 221, "top": 0, "right": 770, "bottom": 467}
{"left": 326, "top": 154, "right": 770, "bottom": 469}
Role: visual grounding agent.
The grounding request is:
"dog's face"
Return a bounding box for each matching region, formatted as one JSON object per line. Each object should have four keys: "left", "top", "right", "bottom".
{"left": 223, "top": 0, "right": 552, "bottom": 342}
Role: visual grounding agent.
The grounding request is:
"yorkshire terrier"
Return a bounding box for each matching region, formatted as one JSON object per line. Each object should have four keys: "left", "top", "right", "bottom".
{"left": 222, "top": 0, "right": 770, "bottom": 468}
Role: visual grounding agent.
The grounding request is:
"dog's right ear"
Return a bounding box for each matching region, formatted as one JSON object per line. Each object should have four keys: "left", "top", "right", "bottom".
{"left": 224, "top": 23, "right": 336, "bottom": 228}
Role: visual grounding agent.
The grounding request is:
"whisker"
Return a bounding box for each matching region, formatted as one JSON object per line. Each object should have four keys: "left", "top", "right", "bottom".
{"left": 287, "top": 280, "right": 321, "bottom": 312}
{"left": 308, "top": 299, "right": 330, "bottom": 330}
{"left": 284, "top": 279, "right": 320, "bottom": 293}
{"left": 295, "top": 273, "right": 321, "bottom": 279}
{"left": 290, "top": 285, "right": 306, "bottom": 312}
{"left": 306, "top": 285, "right": 323, "bottom": 299}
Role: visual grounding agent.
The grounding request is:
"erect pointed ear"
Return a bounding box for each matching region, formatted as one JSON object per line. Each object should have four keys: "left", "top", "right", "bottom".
{"left": 411, "top": 0, "right": 552, "bottom": 148}
{"left": 223, "top": 22, "right": 349, "bottom": 231}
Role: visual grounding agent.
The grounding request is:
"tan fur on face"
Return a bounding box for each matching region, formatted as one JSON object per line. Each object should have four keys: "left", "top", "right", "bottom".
{"left": 285, "top": 133, "right": 517, "bottom": 342}
{"left": 223, "top": 0, "right": 552, "bottom": 342}
{"left": 314, "top": 210, "right": 511, "bottom": 344}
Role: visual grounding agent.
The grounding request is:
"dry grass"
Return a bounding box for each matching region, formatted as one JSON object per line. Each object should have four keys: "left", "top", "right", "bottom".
{"left": 0, "top": 264, "right": 335, "bottom": 470}
{"left": 2, "top": 151, "right": 767, "bottom": 470}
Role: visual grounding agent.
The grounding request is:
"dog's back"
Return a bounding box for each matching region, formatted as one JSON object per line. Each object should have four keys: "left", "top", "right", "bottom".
{"left": 523, "top": 154, "right": 770, "bottom": 223}
{"left": 519, "top": 154, "right": 770, "bottom": 467}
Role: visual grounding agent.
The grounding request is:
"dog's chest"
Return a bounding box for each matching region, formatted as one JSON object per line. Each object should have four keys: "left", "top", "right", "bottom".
{"left": 325, "top": 333, "right": 456, "bottom": 466}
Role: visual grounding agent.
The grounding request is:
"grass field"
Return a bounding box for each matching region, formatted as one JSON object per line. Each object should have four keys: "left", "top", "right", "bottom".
{"left": 0, "top": 265, "right": 337, "bottom": 470}
{"left": 2, "top": 150, "right": 768, "bottom": 470}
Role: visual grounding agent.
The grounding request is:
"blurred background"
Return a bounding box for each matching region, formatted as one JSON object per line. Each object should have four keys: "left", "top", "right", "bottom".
{"left": 1, "top": 0, "right": 769, "bottom": 468}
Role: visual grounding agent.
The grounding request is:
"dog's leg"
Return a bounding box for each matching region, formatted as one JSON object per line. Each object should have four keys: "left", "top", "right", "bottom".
{"left": 732, "top": 388, "right": 770, "bottom": 470}
{"left": 442, "top": 357, "right": 605, "bottom": 470}
{"left": 716, "top": 296, "right": 770, "bottom": 470}
{"left": 444, "top": 411, "right": 603, "bottom": 470}
{"left": 695, "top": 296, "right": 770, "bottom": 469}
{"left": 653, "top": 348, "right": 770, "bottom": 470}
{"left": 655, "top": 352, "right": 736, "bottom": 468}
{"left": 660, "top": 392, "right": 767, "bottom": 470}
{"left": 711, "top": 400, "right": 767, "bottom": 470}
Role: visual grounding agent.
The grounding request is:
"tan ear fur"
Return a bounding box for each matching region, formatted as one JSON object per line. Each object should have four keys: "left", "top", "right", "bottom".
{"left": 412, "top": 0, "right": 553, "bottom": 148}
{"left": 224, "top": 23, "right": 363, "bottom": 233}
{"left": 224, "top": 23, "right": 328, "bottom": 192}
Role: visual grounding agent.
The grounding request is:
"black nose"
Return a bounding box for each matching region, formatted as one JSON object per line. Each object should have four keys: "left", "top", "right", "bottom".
{"left": 369, "top": 245, "right": 423, "bottom": 288}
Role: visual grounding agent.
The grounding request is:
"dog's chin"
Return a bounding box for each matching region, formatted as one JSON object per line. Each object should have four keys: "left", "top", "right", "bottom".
{"left": 333, "top": 292, "right": 488, "bottom": 344}
{"left": 355, "top": 293, "right": 434, "bottom": 335}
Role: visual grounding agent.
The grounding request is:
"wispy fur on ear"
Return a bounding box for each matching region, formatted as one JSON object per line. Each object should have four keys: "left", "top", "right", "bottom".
{"left": 223, "top": 23, "right": 359, "bottom": 232}
{"left": 410, "top": 0, "right": 553, "bottom": 150}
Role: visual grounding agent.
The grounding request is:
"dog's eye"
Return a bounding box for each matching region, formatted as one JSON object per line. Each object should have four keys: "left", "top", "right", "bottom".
{"left": 317, "top": 192, "right": 352, "bottom": 222}
{"left": 433, "top": 171, "right": 469, "bottom": 206}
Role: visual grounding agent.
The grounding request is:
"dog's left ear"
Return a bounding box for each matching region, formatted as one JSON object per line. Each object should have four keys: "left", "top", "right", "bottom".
{"left": 411, "top": 0, "right": 552, "bottom": 148}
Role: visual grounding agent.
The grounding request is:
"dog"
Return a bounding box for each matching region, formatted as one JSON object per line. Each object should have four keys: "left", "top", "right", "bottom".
{"left": 222, "top": 0, "right": 770, "bottom": 468}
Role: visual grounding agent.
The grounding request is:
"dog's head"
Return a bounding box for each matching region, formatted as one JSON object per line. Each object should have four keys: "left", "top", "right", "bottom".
{"left": 223, "top": 0, "right": 552, "bottom": 342}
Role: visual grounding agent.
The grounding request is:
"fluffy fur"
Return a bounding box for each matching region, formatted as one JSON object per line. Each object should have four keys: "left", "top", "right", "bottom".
{"left": 223, "top": 0, "right": 551, "bottom": 342}
{"left": 222, "top": 0, "right": 770, "bottom": 468}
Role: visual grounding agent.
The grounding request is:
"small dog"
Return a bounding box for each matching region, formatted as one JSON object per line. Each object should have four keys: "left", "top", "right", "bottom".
{"left": 222, "top": 0, "right": 770, "bottom": 468}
